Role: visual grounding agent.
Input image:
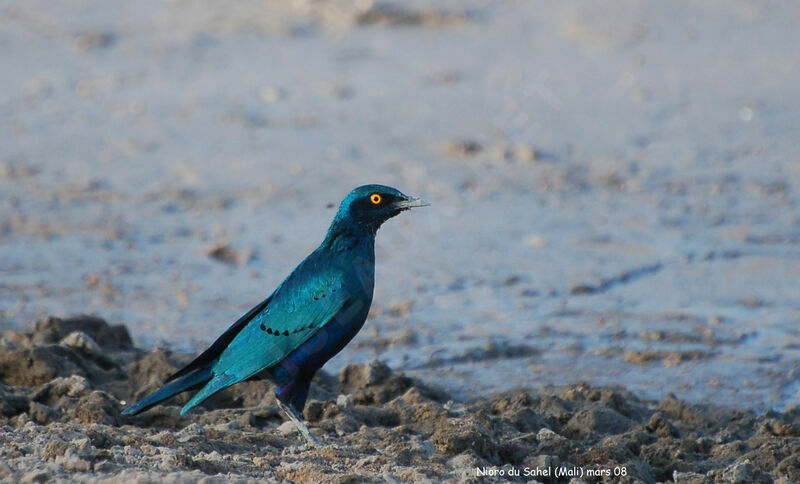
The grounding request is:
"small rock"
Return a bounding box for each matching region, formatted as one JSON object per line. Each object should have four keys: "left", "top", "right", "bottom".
{"left": 21, "top": 470, "right": 50, "bottom": 483}
{"left": 176, "top": 422, "right": 206, "bottom": 442}
{"left": 31, "top": 316, "right": 132, "bottom": 349}
{"left": 536, "top": 428, "right": 564, "bottom": 442}
{"left": 529, "top": 454, "right": 560, "bottom": 470}
{"left": 211, "top": 420, "right": 241, "bottom": 431}
{"left": 59, "top": 331, "right": 102, "bottom": 356}
{"left": 760, "top": 418, "right": 800, "bottom": 437}
{"left": 140, "top": 444, "right": 158, "bottom": 456}
{"left": 2, "top": 330, "right": 31, "bottom": 348}
{"left": 207, "top": 244, "right": 254, "bottom": 265}
{"left": 356, "top": 454, "right": 378, "bottom": 467}
{"left": 205, "top": 450, "right": 224, "bottom": 461}
{"left": 442, "top": 139, "right": 483, "bottom": 156}
{"left": 0, "top": 462, "right": 13, "bottom": 479}
{"left": 33, "top": 375, "right": 92, "bottom": 402}
{"left": 93, "top": 461, "right": 122, "bottom": 473}
{"left": 42, "top": 438, "right": 69, "bottom": 460}
{"left": 127, "top": 349, "right": 180, "bottom": 395}
{"left": 122, "top": 445, "right": 143, "bottom": 457}
{"left": 0, "top": 384, "right": 29, "bottom": 417}
{"left": 0, "top": 346, "right": 86, "bottom": 386}
{"left": 208, "top": 243, "right": 239, "bottom": 264}
{"left": 432, "top": 416, "right": 498, "bottom": 462}
{"left": 336, "top": 394, "right": 354, "bottom": 409}
{"left": 723, "top": 459, "right": 754, "bottom": 484}
{"left": 339, "top": 360, "right": 391, "bottom": 387}
{"left": 152, "top": 430, "right": 178, "bottom": 446}
{"left": 448, "top": 452, "right": 479, "bottom": 469}
{"left": 55, "top": 454, "right": 91, "bottom": 472}
{"left": 644, "top": 411, "right": 679, "bottom": 437}
{"left": 84, "top": 274, "right": 100, "bottom": 287}
{"left": 259, "top": 85, "right": 286, "bottom": 103}
{"left": 515, "top": 145, "right": 539, "bottom": 162}
{"left": 276, "top": 421, "right": 298, "bottom": 437}
{"left": 74, "top": 31, "right": 116, "bottom": 51}
{"left": 304, "top": 399, "right": 325, "bottom": 422}
{"left": 27, "top": 401, "right": 61, "bottom": 425}
{"left": 565, "top": 405, "right": 634, "bottom": 438}
{"left": 355, "top": 3, "right": 468, "bottom": 27}
{"left": 70, "top": 390, "right": 119, "bottom": 425}
{"left": 69, "top": 437, "right": 91, "bottom": 450}
{"left": 672, "top": 470, "right": 708, "bottom": 484}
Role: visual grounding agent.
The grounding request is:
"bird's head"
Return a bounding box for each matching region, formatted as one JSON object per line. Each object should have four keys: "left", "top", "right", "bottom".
{"left": 336, "top": 184, "right": 429, "bottom": 231}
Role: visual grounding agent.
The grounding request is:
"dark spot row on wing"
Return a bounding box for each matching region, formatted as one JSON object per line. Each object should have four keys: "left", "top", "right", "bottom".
{"left": 259, "top": 322, "right": 314, "bottom": 335}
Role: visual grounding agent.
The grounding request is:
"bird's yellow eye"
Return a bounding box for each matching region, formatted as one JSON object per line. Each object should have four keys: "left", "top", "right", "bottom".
{"left": 370, "top": 193, "right": 382, "bottom": 205}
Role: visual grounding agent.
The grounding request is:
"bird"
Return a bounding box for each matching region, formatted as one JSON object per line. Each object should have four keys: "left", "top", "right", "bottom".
{"left": 121, "top": 184, "right": 428, "bottom": 445}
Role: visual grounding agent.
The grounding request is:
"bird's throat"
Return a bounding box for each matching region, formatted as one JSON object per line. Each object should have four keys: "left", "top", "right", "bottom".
{"left": 322, "top": 218, "right": 377, "bottom": 254}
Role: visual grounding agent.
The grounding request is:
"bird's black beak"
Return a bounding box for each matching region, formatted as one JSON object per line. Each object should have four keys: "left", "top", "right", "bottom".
{"left": 393, "top": 195, "right": 430, "bottom": 211}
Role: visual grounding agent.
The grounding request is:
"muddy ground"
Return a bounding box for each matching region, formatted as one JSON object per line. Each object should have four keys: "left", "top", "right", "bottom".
{"left": 1, "top": 316, "right": 798, "bottom": 483}
{"left": 3, "top": 0, "right": 800, "bottom": 412}
{"left": 2, "top": 2, "right": 799, "bottom": 482}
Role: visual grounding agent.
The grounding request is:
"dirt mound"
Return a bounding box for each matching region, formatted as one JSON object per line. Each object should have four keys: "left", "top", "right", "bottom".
{"left": 0, "top": 316, "right": 798, "bottom": 482}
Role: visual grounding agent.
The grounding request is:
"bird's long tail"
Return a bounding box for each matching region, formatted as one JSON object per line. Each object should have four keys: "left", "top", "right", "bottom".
{"left": 121, "top": 367, "right": 213, "bottom": 416}
{"left": 180, "top": 371, "right": 239, "bottom": 415}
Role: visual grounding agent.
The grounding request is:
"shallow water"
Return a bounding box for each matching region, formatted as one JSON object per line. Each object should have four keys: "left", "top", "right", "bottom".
{"left": 2, "top": 0, "right": 799, "bottom": 410}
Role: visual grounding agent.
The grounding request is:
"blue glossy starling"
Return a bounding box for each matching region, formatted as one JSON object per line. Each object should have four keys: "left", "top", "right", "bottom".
{"left": 122, "top": 184, "right": 428, "bottom": 444}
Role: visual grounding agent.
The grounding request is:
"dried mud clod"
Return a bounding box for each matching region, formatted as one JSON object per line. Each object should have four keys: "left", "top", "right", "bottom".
{"left": 0, "top": 316, "right": 799, "bottom": 482}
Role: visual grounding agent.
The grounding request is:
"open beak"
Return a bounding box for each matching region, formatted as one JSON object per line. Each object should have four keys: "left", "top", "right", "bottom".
{"left": 393, "top": 196, "right": 430, "bottom": 211}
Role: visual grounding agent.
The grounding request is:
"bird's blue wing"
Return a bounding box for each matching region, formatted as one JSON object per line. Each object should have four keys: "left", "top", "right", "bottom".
{"left": 181, "top": 265, "right": 350, "bottom": 413}
{"left": 165, "top": 293, "right": 274, "bottom": 383}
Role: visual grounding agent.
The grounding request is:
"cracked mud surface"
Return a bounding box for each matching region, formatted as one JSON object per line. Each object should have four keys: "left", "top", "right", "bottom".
{"left": 1, "top": 317, "right": 799, "bottom": 483}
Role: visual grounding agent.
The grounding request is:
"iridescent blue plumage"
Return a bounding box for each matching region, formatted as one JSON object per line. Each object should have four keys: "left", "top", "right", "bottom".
{"left": 122, "top": 185, "right": 428, "bottom": 444}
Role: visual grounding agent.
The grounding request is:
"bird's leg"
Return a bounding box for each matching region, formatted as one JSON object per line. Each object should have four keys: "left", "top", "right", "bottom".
{"left": 277, "top": 400, "right": 321, "bottom": 446}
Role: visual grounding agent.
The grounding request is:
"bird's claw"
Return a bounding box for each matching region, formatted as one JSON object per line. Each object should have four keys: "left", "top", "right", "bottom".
{"left": 277, "top": 400, "right": 322, "bottom": 446}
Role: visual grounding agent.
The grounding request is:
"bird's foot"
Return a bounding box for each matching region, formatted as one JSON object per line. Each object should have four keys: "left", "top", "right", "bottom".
{"left": 277, "top": 400, "right": 322, "bottom": 446}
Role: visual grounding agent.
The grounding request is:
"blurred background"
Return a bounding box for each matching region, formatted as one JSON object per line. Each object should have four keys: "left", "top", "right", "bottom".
{"left": 1, "top": 0, "right": 799, "bottom": 410}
